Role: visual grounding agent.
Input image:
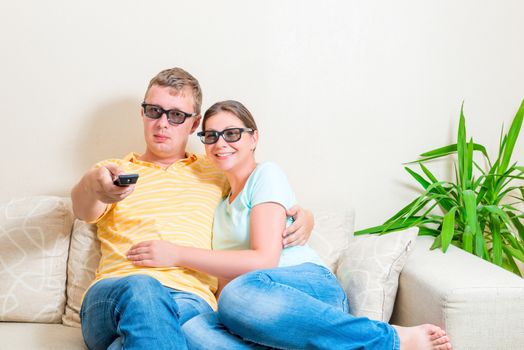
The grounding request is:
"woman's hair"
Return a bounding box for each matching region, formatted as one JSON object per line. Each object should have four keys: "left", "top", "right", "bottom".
{"left": 202, "top": 100, "right": 258, "bottom": 131}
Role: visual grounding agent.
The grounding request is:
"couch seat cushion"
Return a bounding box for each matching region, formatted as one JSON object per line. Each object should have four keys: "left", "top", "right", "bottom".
{"left": 0, "top": 322, "right": 86, "bottom": 349}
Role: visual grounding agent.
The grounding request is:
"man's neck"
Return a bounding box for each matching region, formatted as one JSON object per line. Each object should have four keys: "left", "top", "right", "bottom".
{"left": 139, "top": 150, "right": 187, "bottom": 169}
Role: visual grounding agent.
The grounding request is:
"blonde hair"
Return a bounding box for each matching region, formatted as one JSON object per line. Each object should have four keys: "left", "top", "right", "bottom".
{"left": 146, "top": 67, "right": 203, "bottom": 114}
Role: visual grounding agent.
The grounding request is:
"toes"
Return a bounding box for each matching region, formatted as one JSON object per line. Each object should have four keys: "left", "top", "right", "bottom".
{"left": 429, "top": 328, "right": 446, "bottom": 340}
{"left": 435, "top": 343, "right": 452, "bottom": 350}
{"left": 433, "top": 335, "right": 449, "bottom": 345}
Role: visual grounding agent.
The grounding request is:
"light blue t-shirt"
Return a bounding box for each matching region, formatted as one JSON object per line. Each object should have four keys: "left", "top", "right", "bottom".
{"left": 212, "top": 162, "right": 325, "bottom": 268}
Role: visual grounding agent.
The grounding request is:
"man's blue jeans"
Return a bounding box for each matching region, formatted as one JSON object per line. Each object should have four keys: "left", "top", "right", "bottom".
{"left": 81, "top": 275, "right": 212, "bottom": 350}
{"left": 182, "top": 263, "right": 400, "bottom": 350}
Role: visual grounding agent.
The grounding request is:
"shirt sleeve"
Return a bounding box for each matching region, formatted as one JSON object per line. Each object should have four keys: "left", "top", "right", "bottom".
{"left": 248, "top": 162, "right": 297, "bottom": 210}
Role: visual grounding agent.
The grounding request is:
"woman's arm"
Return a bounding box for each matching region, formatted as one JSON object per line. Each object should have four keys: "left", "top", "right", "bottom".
{"left": 127, "top": 202, "right": 286, "bottom": 280}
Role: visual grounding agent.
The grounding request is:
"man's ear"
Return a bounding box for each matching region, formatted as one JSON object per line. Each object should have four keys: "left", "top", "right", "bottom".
{"left": 190, "top": 115, "right": 202, "bottom": 134}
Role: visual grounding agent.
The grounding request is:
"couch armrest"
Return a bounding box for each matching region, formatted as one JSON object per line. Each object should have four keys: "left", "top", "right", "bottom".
{"left": 390, "top": 236, "right": 524, "bottom": 350}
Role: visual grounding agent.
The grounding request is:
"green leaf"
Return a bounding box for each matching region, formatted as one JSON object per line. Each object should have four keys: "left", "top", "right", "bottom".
{"left": 384, "top": 197, "right": 427, "bottom": 224}
{"left": 501, "top": 250, "right": 523, "bottom": 277}
{"left": 457, "top": 104, "right": 467, "bottom": 190}
{"left": 417, "top": 143, "right": 489, "bottom": 160}
{"left": 491, "top": 220, "right": 502, "bottom": 265}
{"left": 505, "top": 245, "right": 524, "bottom": 263}
{"left": 405, "top": 167, "right": 430, "bottom": 189}
{"left": 441, "top": 207, "right": 457, "bottom": 252}
{"left": 430, "top": 235, "right": 442, "bottom": 250}
{"left": 463, "top": 189, "right": 478, "bottom": 237}
{"left": 354, "top": 216, "right": 423, "bottom": 235}
{"left": 508, "top": 212, "right": 524, "bottom": 241}
{"left": 499, "top": 100, "right": 524, "bottom": 174}
{"left": 418, "top": 226, "right": 440, "bottom": 236}
{"left": 481, "top": 205, "right": 513, "bottom": 227}
{"left": 466, "top": 138, "right": 474, "bottom": 188}
{"left": 418, "top": 164, "right": 455, "bottom": 212}
{"left": 463, "top": 228, "right": 473, "bottom": 253}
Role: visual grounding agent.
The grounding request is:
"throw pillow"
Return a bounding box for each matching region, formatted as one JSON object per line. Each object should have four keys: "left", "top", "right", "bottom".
{"left": 336, "top": 228, "right": 418, "bottom": 322}
{"left": 62, "top": 219, "right": 100, "bottom": 327}
{"left": 0, "top": 196, "right": 73, "bottom": 323}
{"left": 308, "top": 208, "right": 355, "bottom": 272}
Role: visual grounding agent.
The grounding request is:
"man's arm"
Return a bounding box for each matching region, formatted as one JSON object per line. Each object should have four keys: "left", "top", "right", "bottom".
{"left": 282, "top": 205, "right": 314, "bottom": 248}
{"left": 71, "top": 163, "right": 134, "bottom": 222}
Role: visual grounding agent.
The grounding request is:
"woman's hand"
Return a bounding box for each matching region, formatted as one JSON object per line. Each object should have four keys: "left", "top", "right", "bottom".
{"left": 127, "top": 240, "right": 180, "bottom": 267}
{"left": 282, "top": 206, "right": 314, "bottom": 248}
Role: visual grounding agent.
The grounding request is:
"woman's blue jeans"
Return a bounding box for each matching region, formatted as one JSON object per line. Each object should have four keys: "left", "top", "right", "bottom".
{"left": 80, "top": 275, "right": 212, "bottom": 350}
{"left": 182, "top": 263, "right": 399, "bottom": 350}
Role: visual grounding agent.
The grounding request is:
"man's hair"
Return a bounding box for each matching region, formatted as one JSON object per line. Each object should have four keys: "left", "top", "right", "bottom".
{"left": 146, "top": 67, "right": 203, "bottom": 114}
{"left": 202, "top": 100, "right": 258, "bottom": 131}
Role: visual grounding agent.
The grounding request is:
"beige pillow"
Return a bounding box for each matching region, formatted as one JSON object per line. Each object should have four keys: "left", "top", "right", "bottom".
{"left": 62, "top": 220, "right": 100, "bottom": 327}
{"left": 308, "top": 208, "right": 355, "bottom": 272}
{"left": 0, "top": 196, "right": 73, "bottom": 323}
{"left": 336, "top": 228, "right": 418, "bottom": 322}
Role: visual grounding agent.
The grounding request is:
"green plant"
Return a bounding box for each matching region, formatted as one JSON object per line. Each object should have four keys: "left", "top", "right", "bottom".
{"left": 356, "top": 100, "right": 524, "bottom": 276}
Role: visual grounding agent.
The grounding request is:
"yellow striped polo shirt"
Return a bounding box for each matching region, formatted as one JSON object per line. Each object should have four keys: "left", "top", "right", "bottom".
{"left": 89, "top": 152, "right": 228, "bottom": 309}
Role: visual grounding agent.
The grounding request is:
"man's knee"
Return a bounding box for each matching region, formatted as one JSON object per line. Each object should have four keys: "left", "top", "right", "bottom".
{"left": 85, "top": 275, "right": 168, "bottom": 312}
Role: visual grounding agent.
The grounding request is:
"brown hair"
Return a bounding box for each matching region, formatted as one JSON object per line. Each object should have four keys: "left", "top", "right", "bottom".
{"left": 145, "top": 67, "right": 203, "bottom": 114}
{"left": 202, "top": 100, "right": 258, "bottom": 131}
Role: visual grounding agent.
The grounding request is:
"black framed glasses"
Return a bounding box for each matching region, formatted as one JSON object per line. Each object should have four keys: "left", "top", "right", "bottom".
{"left": 197, "top": 128, "right": 254, "bottom": 144}
{"left": 141, "top": 103, "right": 197, "bottom": 125}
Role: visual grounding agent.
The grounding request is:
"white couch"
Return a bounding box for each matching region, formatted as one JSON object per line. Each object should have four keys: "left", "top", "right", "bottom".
{"left": 0, "top": 196, "right": 523, "bottom": 350}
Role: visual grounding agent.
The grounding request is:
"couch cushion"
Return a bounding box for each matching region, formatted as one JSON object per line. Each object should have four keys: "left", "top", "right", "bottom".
{"left": 63, "top": 220, "right": 100, "bottom": 328}
{"left": 308, "top": 208, "right": 354, "bottom": 272}
{"left": 0, "top": 322, "right": 86, "bottom": 349}
{"left": 336, "top": 228, "right": 418, "bottom": 322}
{"left": 0, "top": 196, "right": 73, "bottom": 323}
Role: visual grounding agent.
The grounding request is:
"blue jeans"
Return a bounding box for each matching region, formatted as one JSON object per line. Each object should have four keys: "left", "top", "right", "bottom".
{"left": 182, "top": 263, "right": 399, "bottom": 350}
{"left": 81, "top": 275, "right": 212, "bottom": 350}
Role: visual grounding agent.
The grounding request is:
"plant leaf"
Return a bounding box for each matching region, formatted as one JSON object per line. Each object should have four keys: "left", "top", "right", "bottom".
{"left": 505, "top": 245, "right": 524, "bottom": 264}
{"left": 411, "top": 143, "right": 489, "bottom": 163}
{"left": 430, "top": 235, "right": 442, "bottom": 250}
{"left": 463, "top": 189, "right": 478, "bottom": 237}
{"left": 404, "top": 167, "right": 430, "bottom": 189}
{"left": 457, "top": 104, "right": 467, "bottom": 190}
{"left": 499, "top": 99, "right": 524, "bottom": 174}
{"left": 491, "top": 217, "right": 503, "bottom": 265}
{"left": 441, "top": 207, "right": 457, "bottom": 252}
{"left": 508, "top": 212, "right": 524, "bottom": 241}
{"left": 418, "top": 163, "right": 456, "bottom": 212}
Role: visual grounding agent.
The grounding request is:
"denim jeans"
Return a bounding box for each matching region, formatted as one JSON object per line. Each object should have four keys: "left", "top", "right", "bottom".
{"left": 182, "top": 263, "right": 399, "bottom": 350}
{"left": 81, "top": 275, "right": 212, "bottom": 350}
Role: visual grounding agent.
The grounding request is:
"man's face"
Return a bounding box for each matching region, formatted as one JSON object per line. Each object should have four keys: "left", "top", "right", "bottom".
{"left": 141, "top": 84, "right": 201, "bottom": 162}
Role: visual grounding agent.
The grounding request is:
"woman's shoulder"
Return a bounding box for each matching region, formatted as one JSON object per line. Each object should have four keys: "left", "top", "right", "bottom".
{"left": 247, "top": 162, "right": 293, "bottom": 192}
{"left": 246, "top": 161, "right": 296, "bottom": 207}
{"left": 254, "top": 161, "right": 287, "bottom": 178}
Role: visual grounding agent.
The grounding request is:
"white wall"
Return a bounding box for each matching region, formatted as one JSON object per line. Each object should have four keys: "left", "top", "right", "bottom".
{"left": 1, "top": 0, "right": 523, "bottom": 228}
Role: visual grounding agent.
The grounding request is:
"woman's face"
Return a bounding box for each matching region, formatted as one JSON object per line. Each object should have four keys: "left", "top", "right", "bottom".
{"left": 203, "top": 111, "right": 258, "bottom": 173}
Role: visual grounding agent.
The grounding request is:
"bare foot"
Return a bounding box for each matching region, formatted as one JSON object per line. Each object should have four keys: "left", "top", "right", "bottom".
{"left": 392, "top": 324, "right": 452, "bottom": 350}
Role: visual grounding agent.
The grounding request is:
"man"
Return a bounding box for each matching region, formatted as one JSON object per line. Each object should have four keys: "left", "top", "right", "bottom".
{"left": 71, "top": 67, "right": 313, "bottom": 350}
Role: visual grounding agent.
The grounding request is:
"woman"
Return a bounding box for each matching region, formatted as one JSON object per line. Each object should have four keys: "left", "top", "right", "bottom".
{"left": 127, "top": 100, "right": 452, "bottom": 350}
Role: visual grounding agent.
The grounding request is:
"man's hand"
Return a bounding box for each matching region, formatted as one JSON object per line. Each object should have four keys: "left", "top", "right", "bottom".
{"left": 71, "top": 163, "right": 135, "bottom": 221}
{"left": 282, "top": 206, "right": 314, "bottom": 248}
{"left": 127, "top": 240, "right": 179, "bottom": 267}
{"left": 90, "top": 164, "right": 136, "bottom": 204}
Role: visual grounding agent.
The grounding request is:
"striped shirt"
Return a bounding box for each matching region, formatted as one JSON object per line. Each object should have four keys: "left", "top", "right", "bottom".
{"left": 89, "top": 152, "right": 228, "bottom": 309}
